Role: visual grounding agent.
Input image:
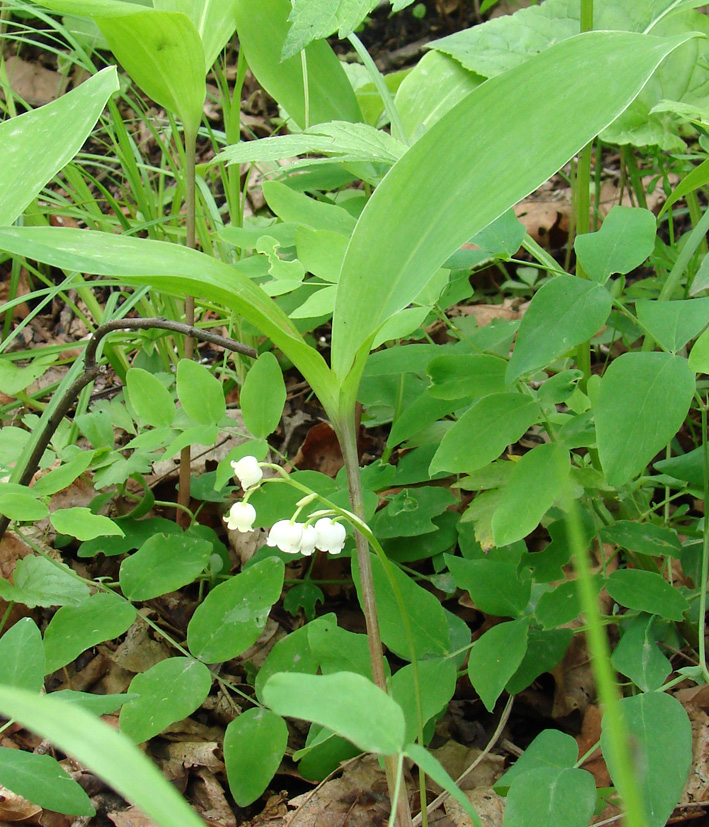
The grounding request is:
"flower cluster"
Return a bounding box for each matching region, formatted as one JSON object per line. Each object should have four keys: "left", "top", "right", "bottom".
{"left": 223, "top": 456, "right": 347, "bottom": 555}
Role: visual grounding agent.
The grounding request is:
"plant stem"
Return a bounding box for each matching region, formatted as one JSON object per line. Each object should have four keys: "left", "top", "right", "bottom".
{"left": 566, "top": 499, "right": 646, "bottom": 827}
{"left": 178, "top": 126, "right": 198, "bottom": 527}
{"left": 337, "top": 413, "right": 413, "bottom": 827}
{"left": 698, "top": 399, "right": 709, "bottom": 682}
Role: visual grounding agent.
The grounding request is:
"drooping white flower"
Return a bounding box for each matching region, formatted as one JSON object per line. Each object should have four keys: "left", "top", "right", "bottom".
{"left": 224, "top": 501, "right": 256, "bottom": 533}
{"left": 231, "top": 455, "right": 263, "bottom": 490}
{"left": 299, "top": 524, "right": 318, "bottom": 556}
{"left": 267, "top": 520, "right": 304, "bottom": 554}
{"left": 314, "top": 517, "right": 347, "bottom": 554}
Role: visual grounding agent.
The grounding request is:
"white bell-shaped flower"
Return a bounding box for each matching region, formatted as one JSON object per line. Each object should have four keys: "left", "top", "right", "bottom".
{"left": 299, "top": 524, "right": 318, "bottom": 556}
{"left": 224, "top": 501, "right": 256, "bottom": 533}
{"left": 267, "top": 520, "right": 304, "bottom": 554}
{"left": 230, "top": 455, "right": 263, "bottom": 490}
{"left": 314, "top": 517, "right": 347, "bottom": 554}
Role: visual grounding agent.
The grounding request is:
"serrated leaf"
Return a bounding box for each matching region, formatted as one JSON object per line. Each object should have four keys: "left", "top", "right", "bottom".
{"left": 120, "top": 658, "right": 211, "bottom": 743}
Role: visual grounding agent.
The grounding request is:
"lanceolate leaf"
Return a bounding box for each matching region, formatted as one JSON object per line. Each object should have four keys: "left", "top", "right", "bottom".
{"left": 0, "top": 67, "right": 118, "bottom": 226}
{"left": 234, "top": 0, "right": 361, "bottom": 129}
{"left": 0, "top": 227, "right": 338, "bottom": 417}
{"left": 154, "top": 0, "right": 240, "bottom": 68}
{"left": 331, "top": 31, "right": 696, "bottom": 381}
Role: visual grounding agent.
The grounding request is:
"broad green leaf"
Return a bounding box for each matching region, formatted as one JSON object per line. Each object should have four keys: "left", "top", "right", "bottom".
{"left": 430, "top": 393, "right": 541, "bottom": 475}
{"left": 492, "top": 443, "right": 570, "bottom": 547}
{"left": 291, "top": 285, "right": 337, "bottom": 319}
{"left": 637, "top": 298, "right": 709, "bottom": 353}
{"left": 395, "top": 50, "right": 482, "bottom": 142}
{"left": 404, "top": 743, "right": 483, "bottom": 827}
{"left": 595, "top": 352, "right": 695, "bottom": 487}
{"left": 176, "top": 359, "right": 225, "bottom": 425}
{"left": 234, "top": 0, "right": 362, "bottom": 129}
{"left": 535, "top": 576, "right": 601, "bottom": 629}
{"left": 0, "top": 356, "right": 53, "bottom": 395}
{"left": 0, "top": 66, "right": 118, "bottom": 226}
{"left": 0, "top": 227, "right": 338, "bottom": 417}
{"left": 606, "top": 569, "right": 689, "bottom": 621}
{"left": 445, "top": 555, "right": 530, "bottom": 617}
{"left": 28, "top": 0, "right": 143, "bottom": 15}
{"left": 51, "top": 507, "right": 124, "bottom": 542}
{"left": 126, "top": 368, "right": 175, "bottom": 427}
{"left": 295, "top": 226, "right": 349, "bottom": 283}
{"left": 506, "top": 276, "right": 612, "bottom": 382}
{"left": 263, "top": 671, "right": 405, "bottom": 755}
{"left": 154, "top": 0, "right": 240, "bottom": 68}
{"left": 689, "top": 325, "right": 709, "bottom": 372}
{"left": 240, "top": 352, "right": 286, "bottom": 439}
{"left": 371, "top": 486, "right": 456, "bottom": 539}
{"left": 308, "top": 617, "right": 374, "bottom": 679}
{"left": 506, "top": 627, "right": 572, "bottom": 695}
{"left": 332, "top": 31, "right": 695, "bottom": 380}
{"left": 602, "top": 692, "right": 691, "bottom": 827}
{"left": 495, "top": 729, "right": 579, "bottom": 794}
{"left": 0, "top": 491, "right": 48, "bottom": 521}
{"left": 120, "top": 658, "right": 211, "bottom": 743}
{"left": 0, "top": 556, "right": 89, "bottom": 608}
{"left": 119, "top": 533, "right": 212, "bottom": 601}
{"left": 0, "top": 685, "right": 205, "bottom": 827}
{"left": 215, "top": 121, "right": 405, "bottom": 167}
{"left": 52, "top": 690, "right": 135, "bottom": 716}
{"left": 32, "top": 451, "right": 94, "bottom": 497}
{"left": 281, "top": 0, "right": 376, "bottom": 59}
{"left": 574, "top": 206, "right": 657, "bottom": 283}
{"left": 504, "top": 766, "right": 596, "bottom": 827}
{"left": 187, "top": 557, "right": 285, "bottom": 662}
{"left": 599, "top": 521, "right": 681, "bottom": 558}
{"left": 97, "top": 10, "right": 205, "bottom": 136}
{"left": 224, "top": 709, "right": 288, "bottom": 806}
{"left": 353, "top": 554, "right": 450, "bottom": 660}
{"left": 426, "top": 354, "right": 507, "bottom": 400}
{"left": 0, "top": 748, "right": 94, "bottom": 816}
{"left": 611, "top": 614, "right": 672, "bottom": 692}
{"left": 263, "top": 181, "right": 356, "bottom": 235}
{"left": 468, "top": 618, "right": 529, "bottom": 712}
{"left": 43, "top": 592, "right": 136, "bottom": 673}
{"left": 390, "top": 658, "right": 458, "bottom": 743}
{"left": 0, "top": 618, "right": 45, "bottom": 692}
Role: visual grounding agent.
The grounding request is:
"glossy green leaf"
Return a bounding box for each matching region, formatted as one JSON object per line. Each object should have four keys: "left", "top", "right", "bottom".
{"left": 234, "top": 0, "right": 362, "bottom": 129}
{"left": 574, "top": 206, "right": 657, "bottom": 283}
{"left": 0, "top": 227, "right": 338, "bottom": 417}
{"left": 332, "top": 31, "right": 694, "bottom": 380}
{"left": 495, "top": 729, "right": 579, "bottom": 794}
{"left": 126, "top": 368, "right": 175, "bottom": 427}
{"left": 51, "top": 507, "right": 124, "bottom": 542}
{"left": 0, "top": 748, "right": 94, "bottom": 816}
{"left": 492, "top": 443, "right": 570, "bottom": 547}
{"left": 431, "top": 393, "right": 541, "bottom": 475}
{"left": 98, "top": 10, "right": 205, "bottom": 136}
{"left": 154, "top": 0, "right": 240, "bottom": 68}
{"left": 263, "top": 671, "right": 405, "bottom": 755}
{"left": 468, "top": 618, "right": 529, "bottom": 712}
{"left": 295, "top": 226, "right": 349, "bottom": 283}
{"left": 0, "top": 67, "right": 118, "bottom": 226}
{"left": 611, "top": 614, "right": 672, "bottom": 692}
{"left": 602, "top": 692, "right": 691, "bottom": 827}
{"left": 119, "top": 533, "right": 212, "bottom": 601}
{"left": 0, "top": 556, "right": 89, "bottom": 608}
{"left": 390, "top": 657, "right": 458, "bottom": 743}
{"left": 599, "top": 521, "right": 681, "bottom": 558}
{"left": 240, "top": 352, "right": 286, "bottom": 438}
{"left": 504, "top": 766, "right": 596, "bottom": 827}
{"left": 263, "top": 180, "right": 356, "bottom": 235}
{"left": 637, "top": 297, "right": 709, "bottom": 353}
{"left": 689, "top": 325, "right": 709, "bottom": 372}
{"left": 506, "top": 276, "right": 612, "bottom": 382}
{"left": 595, "top": 352, "right": 695, "bottom": 487}
{"left": 353, "top": 553, "right": 450, "bottom": 660}
{"left": 0, "top": 618, "right": 45, "bottom": 692}
{"left": 0, "top": 491, "right": 48, "bottom": 521}
{"left": 281, "top": 0, "right": 376, "bottom": 59}
{"left": 445, "top": 555, "right": 530, "bottom": 617}
{"left": 535, "top": 576, "right": 601, "bottom": 630}
{"left": 187, "top": 556, "right": 285, "bottom": 662}
{"left": 176, "top": 359, "right": 225, "bottom": 425}
{"left": 0, "top": 685, "right": 205, "bottom": 827}
{"left": 224, "top": 708, "right": 288, "bottom": 806}
{"left": 426, "top": 354, "right": 507, "bottom": 400}
{"left": 32, "top": 451, "right": 94, "bottom": 497}
{"left": 43, "top": 592, "right": 136, "bottom": 673}
{"left": 606, "top": 569, "right": 689, "bottom": 621}
{"left": 120, "top": 658, "right": 211, "bottom": 743}
{"left": 371, "top": 486, "right": 455, "bottom": 539}
{"left": 506, "top": 627, "right": 572, "bottom": 695}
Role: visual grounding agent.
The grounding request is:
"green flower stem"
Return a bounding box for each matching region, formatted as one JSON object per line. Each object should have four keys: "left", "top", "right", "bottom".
{"left": 698, "top": 398, "right": 709, "bottom": 683}
{"left": 566, "top": 499, "right": 646, "bottom": 827}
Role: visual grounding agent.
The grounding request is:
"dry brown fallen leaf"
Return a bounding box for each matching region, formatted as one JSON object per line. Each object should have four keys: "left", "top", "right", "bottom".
{"left": 3, "top": 55, "right": 63, "bottom": 105}
{"left": 0, "top": 783, "right": 42, "bottom": 823}
{"left": 108, "top": 807, "right": 160, "bottom": 827}
{"left": 444, "top": 786, "right": 505, "bottom": 827}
